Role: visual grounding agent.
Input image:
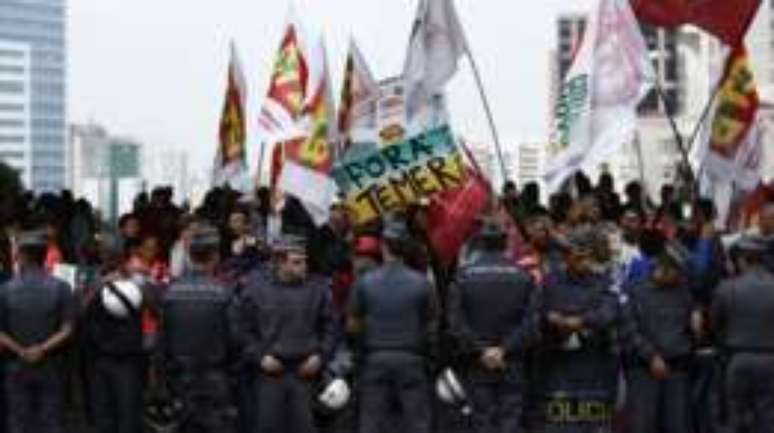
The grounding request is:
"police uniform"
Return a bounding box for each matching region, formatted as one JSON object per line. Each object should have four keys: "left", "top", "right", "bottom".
{"left": 348, "top": 219, "right": 439, "bottom": 433}
{"left": 621, "top": 247, "right": 696, "bottom": 433}
{"left": 0, "top": 230, "right": 76, "bottom": 433}
{"left": 234, "top": 262, "right": 271, "bottom": 433}
{"left": 712, "top": 236, "right": 774, "bottom": 433}
{"left": 160, "top": 227, "right": 239, "bottom": 433}
{"left": 536, "top": 230, "right": 621, "bottom": 433}
{"left": 240, "top": 236, "right": 337, "bottom": 433}
{"left": 83, "top": 277, "right": 146, "bottom": 433}
{"left": 447, "top": 222, "right": 542, "bottom": 433}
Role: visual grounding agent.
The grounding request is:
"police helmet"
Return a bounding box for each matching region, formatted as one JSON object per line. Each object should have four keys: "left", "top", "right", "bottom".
{"left": 317, "top": 377, "right": 351, "bottom": 411}
{"left": 435, "top": 368, "right": 472, "bottom": 416}
{"left": 101, "top": 279, "right": 143, "bottom": 319}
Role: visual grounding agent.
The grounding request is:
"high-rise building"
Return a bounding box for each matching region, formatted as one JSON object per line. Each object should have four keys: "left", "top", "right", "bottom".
{"left": 0, "top": 39, "right": 31, "bottom": 186}
{"left": 68, "top": 123, "right": 142, "bottom": 222}
{"left": 0, "top": 0, "right": 67, "bottom": 192}
{"left": 516, "top": 142, "right": 545, "bottom": 188}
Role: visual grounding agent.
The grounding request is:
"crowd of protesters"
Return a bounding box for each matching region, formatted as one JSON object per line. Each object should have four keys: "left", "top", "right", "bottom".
{"left": 0, "top": 171, "right": 773, "bottom": 433}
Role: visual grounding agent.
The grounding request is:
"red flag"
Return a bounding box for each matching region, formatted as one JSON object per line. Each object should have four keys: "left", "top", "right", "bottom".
{"left": 632, "top": 0, "right": 761, "bottom": 46}
{"left": 426, "top": 170, "right": 491, "bottom": 267}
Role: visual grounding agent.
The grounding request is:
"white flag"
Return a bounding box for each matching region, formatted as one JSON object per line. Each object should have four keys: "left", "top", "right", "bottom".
{"left": 403, "top": 0, "right": 468, "bottom": 97}
{"left": 544, "top": 0, "right": 655, "bottom": 191}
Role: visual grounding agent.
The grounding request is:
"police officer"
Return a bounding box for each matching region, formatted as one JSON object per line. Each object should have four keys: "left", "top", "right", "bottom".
{"left": 0, "top": 229, "right": 77, "bottom": 433}
{"left": 160, "top": 224, "right": 239, "bottom": 433}
{"left": 712, "top": 235, "right": 774, "bottom": 433}
{"left": 622, "top": 244, "right": 702, "bottom": 433}
{"left": 447, "top": 220, "right": 542, "bottom": 433}
{"left": 536, "top": 229, "right": 621, "bottom": 433}
{"left": 83, "top": 251, "right": 147, "bottom": 433}
{"left": 347, "top": 217, "right": 440, "bottom": 433}
{"left": 240, "top": 234, "right": 336, "bottom": 433}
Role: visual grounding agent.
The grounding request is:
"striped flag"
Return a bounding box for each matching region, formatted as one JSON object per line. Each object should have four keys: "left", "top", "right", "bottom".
{"left": 212, "top": 43, "right": 249, "bottom": 192}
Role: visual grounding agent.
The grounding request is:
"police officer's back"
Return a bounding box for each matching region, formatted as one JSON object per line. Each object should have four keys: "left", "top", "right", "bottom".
{"left": 347, "top": 217, "right": 439, "bottom": 433}
{"left": 160, "top": 225, "right": 239, "bottom": 433}
{"left": 712, "top": 235, "right": 774, "bottom": 433}
{"left": 0, "top": 229, "right": 76, "bottom": 433}
{"left": 447, "top": 220, "right": 541, "bottom": 433}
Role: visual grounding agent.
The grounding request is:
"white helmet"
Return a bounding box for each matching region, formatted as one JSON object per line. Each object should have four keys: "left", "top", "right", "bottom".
{"left": 435, "top": 368, "right": 472, "bottom": 415}
{"left": 318, "top": 378, "right": 351, "bottom": 411}
{"left": 101, "top": 279, "right": 143, "bottom": 319}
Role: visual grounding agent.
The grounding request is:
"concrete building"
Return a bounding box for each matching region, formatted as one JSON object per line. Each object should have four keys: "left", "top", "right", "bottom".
{"left": 516, "top": 142, "right": 546, "bottom": 188}
{"left": 68, "top": 123, "right": 142, "bottom": 222}
{"left": 0, "top": 0, "right": 67, "bottom": 191}
{"left": 0, "top": 40, "right": 31, "bottom": 186}
{"left": 142, "top": 146, "right": 193, "bottom": 205}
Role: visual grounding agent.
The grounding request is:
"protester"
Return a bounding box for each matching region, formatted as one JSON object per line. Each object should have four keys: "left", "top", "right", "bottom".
{"left": 0, "top": 171, "right": 772, "bottom": 433}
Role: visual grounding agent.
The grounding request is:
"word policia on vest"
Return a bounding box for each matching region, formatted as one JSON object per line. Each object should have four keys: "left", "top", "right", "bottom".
{"left": 332, "top": 125, "right": 465, "bottom": 225}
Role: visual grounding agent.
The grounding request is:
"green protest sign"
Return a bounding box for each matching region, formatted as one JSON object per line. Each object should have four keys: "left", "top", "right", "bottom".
{"left": 332, "top": 125, "right": 465, "bottom": 225}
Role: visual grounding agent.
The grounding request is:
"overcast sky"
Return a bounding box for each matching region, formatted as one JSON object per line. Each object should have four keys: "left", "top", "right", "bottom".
{"left": 68, "top": 0, "right": 593, "bottom": 183}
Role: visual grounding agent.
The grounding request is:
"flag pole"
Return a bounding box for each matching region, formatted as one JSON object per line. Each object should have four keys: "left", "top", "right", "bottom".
{"left": 685, "top": 80, "right": 723, "bottom": 155}
{"left": 464, "top": 49, "right": 509, "bottom": 186}
{"left": 653, "top": 80, "right": 696, "bottom": 184}
{"left": 256, "top": 141, "right": 267, "bottom": 186}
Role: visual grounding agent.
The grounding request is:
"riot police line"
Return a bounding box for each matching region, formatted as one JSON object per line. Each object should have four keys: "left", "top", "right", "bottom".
{"left": 1, "top": 195, "right": 774, "bottom": 433}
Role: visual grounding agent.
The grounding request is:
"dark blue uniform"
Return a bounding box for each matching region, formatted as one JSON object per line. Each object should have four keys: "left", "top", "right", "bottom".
{"left": 447, "top": 251, "right": 542, "bottom": 433}
{"left": 348, "top": 262, "right": 439, "bottom": 433}
{"left": 240, "top": 274, "right": 336, "bottom": 433}
{"left": 713, "top": 270, "right": 774, "bottom": 433}
{"left": 161, "top": 271, "right": 239, "bottom": 433}
{"left": 0, "top": 268, "right": 76, "bottom": 433}
{"left": 536, "top": 271, "right": 620, "bottom": 433}
{"left": 622, "top": 280, "right": 696, "bottom": 433}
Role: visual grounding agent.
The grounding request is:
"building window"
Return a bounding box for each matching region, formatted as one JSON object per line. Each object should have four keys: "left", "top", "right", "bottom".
{"left": 31, "top": 118, "right": 62, "bottom": 129}
{"left": 0, "top": 151, "right": 25, "bottom": 160}
{"left": 0, "top": 119, "right": 24, "bottom": 128}
{"left": 0, "top": 135, "right": 24, "bottom": 144}
{"left": 0, "top": 80, "right": 24, "bottom": 94}
{"left": 0, "top": 49, "right": 24, "bottom": 59}
{"left": 0, "top": 103, "right": 23, "bottom": 112}
{"left": 0, "top": 65, "right": 24, "bottom": 74}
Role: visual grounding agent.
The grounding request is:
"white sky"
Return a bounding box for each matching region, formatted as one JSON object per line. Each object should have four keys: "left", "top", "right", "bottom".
{"left": 68, "top": 0, "right": 593, "bottom": 185}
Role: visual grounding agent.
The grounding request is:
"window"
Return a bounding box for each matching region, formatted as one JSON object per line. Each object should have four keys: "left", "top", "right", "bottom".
{"left": 32, "top": 82, "right": 63, "bottom": 97}
{"left": 31, "top": 118, "right": 62, "bottom": 130}
{"left": 0, "top": 80, "right": 24, "bottom": 94}
{"left": 0, "top": 119, "right": 24, "bottom": 128}
{"left": 0, "top": 151, "right": 25, "bottom": 160}
{"left": 0, "top": 49, "right": 24, "bottom": 59}
{"left": 0, "top": 135, "right": 24, "bottom": 144}
{"left": 0, "top": 103, "right": 23, "bottom": 112}
{"left": 31, "top": 66, "right": 63, "bottom": 78}
{"left": 0, "top": 65, "right": 24, "bottom": 74}
{"left": 31, "top": 102, "right": 63, "bottom": 113}
{"left": 0, "top": 3, "right": 64, "bottom": 19}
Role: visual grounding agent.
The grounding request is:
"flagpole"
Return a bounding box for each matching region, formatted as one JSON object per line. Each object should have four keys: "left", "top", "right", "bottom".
{"left": 685, "top": 80, "right": 723, "bottom": 155}
{"left": 653, "top": 81, "right": 696, "bottom": 184}
{"left": 464, "top": 49, "right": 509, "bottom": 186}
{"left": 256, "top": 141, "right": 267, "bottom": 186}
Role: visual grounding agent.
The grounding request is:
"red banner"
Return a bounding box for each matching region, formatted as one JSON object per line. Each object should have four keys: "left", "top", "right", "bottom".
{"left": 427, "top": 170, "right": 491, "bottom": 267}
{"left": 632, "top": 0, "right": 761, "bottom": 46}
